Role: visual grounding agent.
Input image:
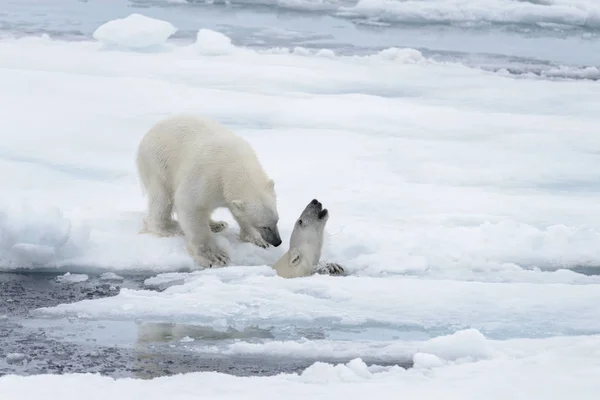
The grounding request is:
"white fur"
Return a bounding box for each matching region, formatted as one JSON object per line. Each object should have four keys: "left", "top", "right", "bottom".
{"left": 273, "top": 235, "right": 344, "bottom": 279}
{"left": 272, "top": 200, "right": 344, "bottom": 278}
{"left": 272, "top": 248, "right": 314, "bottom": 279}
{"left": 136, "top": 114, "right": 280, "bottom": 268}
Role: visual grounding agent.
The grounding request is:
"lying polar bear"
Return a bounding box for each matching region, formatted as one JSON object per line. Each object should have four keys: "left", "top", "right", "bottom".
{"left": 272, "top": 199, "right": 345, "bottom": 278}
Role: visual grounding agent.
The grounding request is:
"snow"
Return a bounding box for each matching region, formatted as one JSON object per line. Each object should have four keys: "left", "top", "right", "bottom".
{"left": 412, "top": 352, "right": 444, "bottom": 368}
{"left": 35, "top": 267, "right": 600, "bottom": 339}
{"left": 0, "top": 202, "right": 89, "bottom": 268}
{"left": 418, "top": 329, "right": 491, "bottom": 362}
{"left": 55, "top": 272, "right": 89, "bottom": 284}
{"left": 181, "top": 328, "right": 495, "bottom": 363}
{"left": 194, "top": 28, "right": 238, "bottom": 56}
{"left": 0, "top": 11, "right": 599, "bottom": 397}
{"left": 92, "top": 14, "right": 177, "bottom": 50}
{"left": 337, "top": 0, "right": 600, "bottom": 28}
{"left": 141, "top": 0, "right": 600, "bottom": 30}
{"left": 141, "top": 0, "right": 600, "bottom": 31}
{"left": 143, "top": 273, "right": 187, "bottom": 289}
{"left": 99, "top": 272, "right": 124, "bottom": 281}
{"left": 377, "top": 47, "right": 428, "bottom": 63}
{"left": 1, "top": 29, "right": 600, "bottom": 280}
{"left": 2, "top": 333, "right": 600, "bottom": 399}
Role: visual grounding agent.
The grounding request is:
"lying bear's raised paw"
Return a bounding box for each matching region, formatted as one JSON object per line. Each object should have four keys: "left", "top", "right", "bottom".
{"left": 316, "top": 262, "right": 346, "bottom": 276}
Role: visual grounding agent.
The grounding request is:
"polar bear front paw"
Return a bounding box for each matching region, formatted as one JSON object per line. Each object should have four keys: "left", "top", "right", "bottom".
{"left": 187, "top": 243, "right": 230, "bottom": 268}
{"left": 240, "top": 229, "right": 270, "bottom": 249}
{"left": 204, "top": 248, "right": 230, "bottom": 267}
{"left": 250, "top": 236, "right": 269, "bottom": 249}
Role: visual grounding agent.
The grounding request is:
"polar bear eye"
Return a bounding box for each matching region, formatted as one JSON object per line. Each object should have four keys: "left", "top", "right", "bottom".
{"left": 297, "top": 219, "right": 303, "bottom": 226}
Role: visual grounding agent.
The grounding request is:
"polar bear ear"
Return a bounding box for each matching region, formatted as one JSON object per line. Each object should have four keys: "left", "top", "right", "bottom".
{"left": 290, "top": 249, "right": 302, "bottom": 268}
{"left": 266, "top": 179, "right": 275, "bottom": 192}
{"left": 231, "top": 200, "right": 245, "bottom": 211}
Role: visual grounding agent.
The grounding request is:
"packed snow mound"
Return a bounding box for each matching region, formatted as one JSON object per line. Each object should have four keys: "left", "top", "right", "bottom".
{"left": 56, "top": 272, "right": 89, "bottom": 284}
{"left": 412, "top": 352, "right": 445, "bottom": 369}
{"left": 93, "top": 13, "right": 177, "bottom": 50}
{"left": 316, "top": 49, "right": 336, "bottom": 58}
{"left": 417, "top": 329, "right": 493, "bottom": 362}
{"left": 377, "top": 47, "right": 427, "bottom": 64}
{"left": 0, "top": 202, "right": 89, "bottom": 269}
{"left": 262, "top": 45, "right": 427, "bottom": 64}
{"left": 193, "top": 29, "right": 238, "bottom": 55}
{"left": 544, "top": 66, "right": 600, "bottom": 81}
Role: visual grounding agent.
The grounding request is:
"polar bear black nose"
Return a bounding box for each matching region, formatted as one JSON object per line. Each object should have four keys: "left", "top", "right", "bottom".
{"left": 311, "top": 199, "right": 319, "bottom": 205}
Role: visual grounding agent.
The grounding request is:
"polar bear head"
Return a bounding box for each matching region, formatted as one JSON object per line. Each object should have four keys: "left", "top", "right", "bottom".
{"left": 230, "top": 179, "right": 282, "bottom": 248}
{"left": 288, "top": 198, "right": 328, "bottom": 267}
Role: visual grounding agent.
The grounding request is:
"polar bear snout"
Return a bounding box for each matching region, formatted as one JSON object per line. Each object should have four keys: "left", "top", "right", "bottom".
{"left": 262, "top": 225, "right": 282, "bottom": 247}
{"left": 300, "top": 199, "right": 328, "bottom": 223}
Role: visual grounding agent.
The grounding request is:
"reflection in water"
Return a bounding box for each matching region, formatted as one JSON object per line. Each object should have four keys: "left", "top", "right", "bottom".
{"left": 132, "top": 322, "right": 275, "bottom": 379}
{"left": 136, "top": 322, "right": 275, "bottom": 343}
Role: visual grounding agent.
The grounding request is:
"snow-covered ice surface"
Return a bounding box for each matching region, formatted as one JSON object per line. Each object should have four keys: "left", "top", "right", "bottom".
{"left": 1, "top": 0, "right": 600, "bottom": 397}
{"left": 1, "top": 30, "right": 600, "bottom": 278}
{"left": 2, "top": 334, "right": 600, "bottom": 399}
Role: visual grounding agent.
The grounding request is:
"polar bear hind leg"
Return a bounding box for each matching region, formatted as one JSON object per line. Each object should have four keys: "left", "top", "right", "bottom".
{"left": 139, "top": 182, "right": 182, "bottom": 237}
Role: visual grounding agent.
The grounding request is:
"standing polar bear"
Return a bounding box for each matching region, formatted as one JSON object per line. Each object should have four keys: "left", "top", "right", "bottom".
{"left": 136, "top": 114, "right": 282, "bottom": 267}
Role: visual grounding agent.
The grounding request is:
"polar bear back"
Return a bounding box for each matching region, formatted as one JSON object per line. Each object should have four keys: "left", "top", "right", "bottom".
{"left": 136, "top": 114, "right": 269, "bottom": 198}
